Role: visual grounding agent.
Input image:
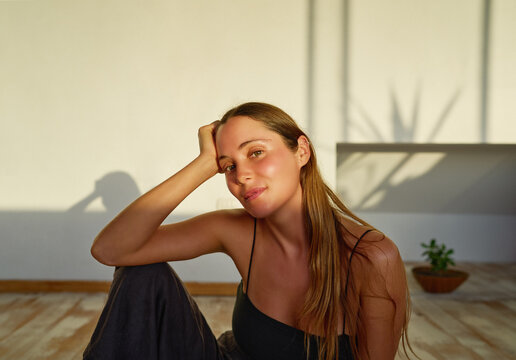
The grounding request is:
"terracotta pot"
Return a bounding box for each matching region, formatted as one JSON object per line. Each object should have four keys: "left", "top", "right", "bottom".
{"left": 412, "top": 266, "right": 469, "bottom": 293}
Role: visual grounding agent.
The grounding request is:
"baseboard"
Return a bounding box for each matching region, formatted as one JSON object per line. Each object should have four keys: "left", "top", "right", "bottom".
{"left": 184, "top": 282, "right": 238, "bottom": 296}
{"left": 0, "top": 280, "right": 238, "bottom": 296}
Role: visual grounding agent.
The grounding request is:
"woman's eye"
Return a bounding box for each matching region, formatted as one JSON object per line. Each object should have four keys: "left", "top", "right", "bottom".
{"left": 224, "top": 164, "right": 235, "bottom": 173}
{"left": 250, "top": 150, "right": 263, "bottom": 158}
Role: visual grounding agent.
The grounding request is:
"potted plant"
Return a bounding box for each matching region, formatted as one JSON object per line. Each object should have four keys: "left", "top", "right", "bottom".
{"left": 412, "top": 239, "right": 469, "bottom": 293}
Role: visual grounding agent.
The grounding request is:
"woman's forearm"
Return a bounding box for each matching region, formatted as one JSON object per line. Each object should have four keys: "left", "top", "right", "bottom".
{"left": 90, "top": 154, "right": 218, "bottom": 265}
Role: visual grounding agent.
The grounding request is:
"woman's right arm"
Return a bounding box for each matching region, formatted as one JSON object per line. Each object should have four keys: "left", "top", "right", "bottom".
{"left": 91, "top": 122, "right": 227, "bottom": 266}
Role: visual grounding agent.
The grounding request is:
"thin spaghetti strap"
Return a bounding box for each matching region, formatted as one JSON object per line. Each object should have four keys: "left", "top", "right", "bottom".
{"left": 344, "top": 229, "right": 373, "bottom": 300}
{"left": 245, "top": 218, "right": 257, "bottom": 294}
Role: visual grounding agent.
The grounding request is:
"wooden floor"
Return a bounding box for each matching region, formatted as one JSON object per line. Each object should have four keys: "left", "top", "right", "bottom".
{"left": 0, "top": 263, "right": 515, "bottom": 359}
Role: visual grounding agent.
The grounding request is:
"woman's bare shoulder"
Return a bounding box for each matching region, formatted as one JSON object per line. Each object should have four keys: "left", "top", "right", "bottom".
{"left": 338, "top": 216, "right": 384, "bottom": 246}
{"left": 362, "top": 232, "right": 400, "bottom": 262}
{"left": 211, "top": 208, "right": 253, "bottom": 226}
{"left": 338, "top": 216, "right": 404, "bottom": 286}
{"left": 203, "top": 209, "right": 256, "bottom": 277}
{"left": 203, "top": 208, "right": 256, "bottom": 247}
{"left": 194, "top": 208, "right": 253, "bottom": 236}
{"left": 356, "top": 232, "right": 406, "bottom": 299}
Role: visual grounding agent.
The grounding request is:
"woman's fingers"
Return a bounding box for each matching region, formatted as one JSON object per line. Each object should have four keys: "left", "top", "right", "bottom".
{"left": 197, "top": 121, "right": 221, "bottom": 171}
{"left": 198, "top": 122, "right": 218, "bottom": 152}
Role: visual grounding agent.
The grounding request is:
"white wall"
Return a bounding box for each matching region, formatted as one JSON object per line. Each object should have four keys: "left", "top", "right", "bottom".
{"left": 1, "top": 0, "right": 515, "bottom": 281}
{"left": 364, "top": 213, "right": 516, "bottom": 262}
{"left": 0, "top": 0, "right": 309, "bottom": 281}
{"left": 347, "top": 0, "right": 516, "bottom": 143}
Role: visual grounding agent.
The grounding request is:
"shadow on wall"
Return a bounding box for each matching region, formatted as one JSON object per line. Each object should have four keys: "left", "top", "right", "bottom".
{"left": 349, "top": 84, "right": 461, "bottom": 143}
{"left": 337, "top": 144, "right": 516, "bottom": 214}
{"left": 1, "top": 171, "right": 239, "bottom": 281}
{"left": 68, "top": 171, "right": 141, "bottom": 216}
{"left": 336, "top": 144, "right": 516, "bottom": 262}
{"left": 0, "top": 171, "right": 142, "bottom": 280}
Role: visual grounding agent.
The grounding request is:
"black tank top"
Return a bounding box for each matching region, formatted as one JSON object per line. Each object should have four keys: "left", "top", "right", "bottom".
{"left": 232, "top": 218, "right": 372, "bottom": 359}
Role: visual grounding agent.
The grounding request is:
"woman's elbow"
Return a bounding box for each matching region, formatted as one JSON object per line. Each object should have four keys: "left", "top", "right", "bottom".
{"left": 90, "top": 239, "right": 117, "bottom": 266}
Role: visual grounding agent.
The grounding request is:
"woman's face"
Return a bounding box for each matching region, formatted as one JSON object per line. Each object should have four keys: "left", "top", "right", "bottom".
{"left": 215, "top": 116, "right": 308, "bottom": 218}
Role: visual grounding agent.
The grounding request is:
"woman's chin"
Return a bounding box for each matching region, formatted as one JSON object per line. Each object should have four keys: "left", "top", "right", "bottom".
{"left": 242, "top": 205, "right": 270, "bottom": 219}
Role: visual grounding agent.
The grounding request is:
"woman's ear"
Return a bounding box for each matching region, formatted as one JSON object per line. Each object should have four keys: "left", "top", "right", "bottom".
{"left": 296, "top": 135, "right": 311, "bottom": 167}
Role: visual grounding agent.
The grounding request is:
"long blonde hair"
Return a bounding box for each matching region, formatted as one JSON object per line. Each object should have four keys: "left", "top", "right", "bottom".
{"left": 219, "top": 102, "right": 415, "bottom": 359}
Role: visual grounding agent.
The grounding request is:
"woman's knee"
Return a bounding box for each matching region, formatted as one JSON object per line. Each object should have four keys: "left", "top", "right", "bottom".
{"left": 117, "top": 262, "right": 173, "bottom": 278}
{"left": 112, "top": 262, "right": 182, "bottom": 293}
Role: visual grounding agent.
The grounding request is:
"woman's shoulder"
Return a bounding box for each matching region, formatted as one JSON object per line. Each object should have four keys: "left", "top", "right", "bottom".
{"left": 338, "top": 216, "right": 401, "bottom": 270}
{"left": 194, "top": 207, "right": 249, "bottom": 222}
{"left": 204, "top": 209, "right": 257, "bottom": 277}
{"left": 198, "top": 208, "right": 254, "bottom": 234}
{"left": 338, "top": 216, "right": 382, "bottom": 245}
{"left": 340, "top": 219, "right": 405, "bottom": 297}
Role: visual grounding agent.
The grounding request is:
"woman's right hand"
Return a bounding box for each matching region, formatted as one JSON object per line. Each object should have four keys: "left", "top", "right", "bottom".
{"left": 197, "top": 121, "right": 221, "bottom": 173}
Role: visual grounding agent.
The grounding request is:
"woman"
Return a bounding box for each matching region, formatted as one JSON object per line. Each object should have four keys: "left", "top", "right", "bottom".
{"left": 84, "top": 102, "right": 412, "bottom": 360}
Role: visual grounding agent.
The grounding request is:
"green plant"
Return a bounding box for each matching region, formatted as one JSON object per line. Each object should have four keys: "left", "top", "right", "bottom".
{"left": 421, "top": 238, "right": 455, "bottom": 274}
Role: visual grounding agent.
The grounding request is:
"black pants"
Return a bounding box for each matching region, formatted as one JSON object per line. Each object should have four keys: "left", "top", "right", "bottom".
{"left": 83, "top": 263, "right": 249, "bottom": 359}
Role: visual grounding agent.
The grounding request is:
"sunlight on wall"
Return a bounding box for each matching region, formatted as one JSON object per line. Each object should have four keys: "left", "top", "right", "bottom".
{"left": 348, "top": 0, "right": 516, "bottom": 144}
{"left": 349, "top": 0, "right": 481, "bottom": 143}
{"left": 389, "top": 153, "right": 447, "bottom": 187}
{"left": 337, "top": 151, "right": 445, "bottom": 209}
{"left": 337, "top": 144, "right": 516, "bottom": 214}
{"left": 0, "top": 0, "right": 307, "bottom": 213}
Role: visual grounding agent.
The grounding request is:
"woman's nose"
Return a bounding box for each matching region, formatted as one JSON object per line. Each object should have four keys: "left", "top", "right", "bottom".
{"left": 236, "top": 164, "right": 252, "bottom": 185}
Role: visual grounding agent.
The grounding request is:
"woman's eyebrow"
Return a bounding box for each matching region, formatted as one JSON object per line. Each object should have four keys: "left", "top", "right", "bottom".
{"left": 237, "top": 138, "right": 271, "bottom": 150}
{"left": 218, "top": 139, "right": 271, "bottom": 161}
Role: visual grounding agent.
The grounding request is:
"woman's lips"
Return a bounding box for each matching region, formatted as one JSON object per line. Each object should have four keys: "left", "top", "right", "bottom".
{"left": 244, "top": 187, "right": 266, "bottom": 201}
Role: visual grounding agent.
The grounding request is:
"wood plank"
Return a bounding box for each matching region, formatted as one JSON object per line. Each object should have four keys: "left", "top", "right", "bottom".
{"left": 0, "top": 293, "right": 20, "bottom": 307}
{"left": 402, "top": 298, "right": 452, "bottom": 360}
{"left": 0, "top": 295, "right": 41, "bottom": 341}
{"left": 21, "top": 294, "right": 104, "bottom": 359}
{"left": 437, "top": 299, "right": 516, "bottom": 358}
{"left": 501, "top": 299, "right": 516, "bottom": 313}
{"left": 195, "top": 296, "right": 235, "bottom": 337}
{"left": 460, "top": 263, "right": 516, "bottom": 299}
{"left": 413, "top": 298, "right": 511, "bottom": 359}
{"left": 408, "top": 298, "right": 484, "bottom": 359}
{"left": 52, "top": 294, "right": 106, "bottom": 359}
{"left": 0, "top": 293, "right": 83, "bottom": 359}
{"left": 1, "top": 263, "right": 515, "bottom": 359}
{"left": 54, "top": 293, "right": 106, "bottom": 358}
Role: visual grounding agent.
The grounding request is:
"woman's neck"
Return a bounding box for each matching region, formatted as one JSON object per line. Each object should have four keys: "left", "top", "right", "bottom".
{"left": 262, "top": 187, "right": 308, "bottom": 256}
